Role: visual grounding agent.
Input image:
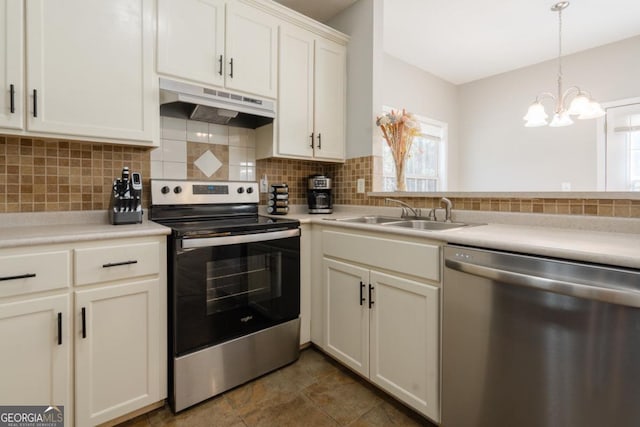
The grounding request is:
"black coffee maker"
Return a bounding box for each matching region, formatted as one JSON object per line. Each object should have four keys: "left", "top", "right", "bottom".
{"left": 307, "top": 174, "right": 332, "bottom": 214}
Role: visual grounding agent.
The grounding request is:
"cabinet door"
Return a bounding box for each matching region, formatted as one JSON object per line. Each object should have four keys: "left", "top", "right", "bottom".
{"left": 225, "top": 1, "right": 278, "bottom": 98}
{"left": 75, "top": 279, "right": 160, "bottom": 426}
{"left": 313, "top": 38, "right": 346, "bottom": 161}
{"left": 277, "top": 23, "right": 314, "bottom": 158}
{"left": 26, "top": 0, "right": 156, "bottom": 143}
{"left": 157, "top": 0, "right": 225, "bottom": 88}
{"left": 323, "top": 258, "right": 369, "bottom": 377}
{"left": 369, "top": 271, "right": 440, "bottom": 422}
{"left": 0, "top": 0, "right": 23, "bottom": 130}
{"left": 0, "top": 295, "right": 71, "bottom": 412}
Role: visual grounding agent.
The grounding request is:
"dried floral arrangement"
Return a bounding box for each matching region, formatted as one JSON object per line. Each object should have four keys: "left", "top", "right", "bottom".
{"left": 376, "top": 109, "right": 420, "bottom": 190}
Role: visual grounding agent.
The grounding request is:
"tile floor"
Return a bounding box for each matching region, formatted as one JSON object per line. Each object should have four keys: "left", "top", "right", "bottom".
{"left": 117, "top": 347, "right": 436, "bottom": 427}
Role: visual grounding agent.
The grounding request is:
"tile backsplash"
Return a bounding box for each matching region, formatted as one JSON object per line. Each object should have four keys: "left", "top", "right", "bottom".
{"left": 0, "top": 134, "right": 638, "bottom": 218}
{"left": 153, "top": 117, "right": 256, "bottom": 181}
{"left": 0, "top": 135, "right": 149, "bottom": 213}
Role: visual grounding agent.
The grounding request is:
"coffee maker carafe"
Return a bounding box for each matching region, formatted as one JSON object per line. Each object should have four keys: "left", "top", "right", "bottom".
{"left": 307, "top": 174, "right": 332, "bottom": 214}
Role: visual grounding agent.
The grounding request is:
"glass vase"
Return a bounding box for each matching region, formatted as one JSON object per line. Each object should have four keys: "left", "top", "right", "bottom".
{"left": 394, "top": 155, "right": 407, "bottom": 192}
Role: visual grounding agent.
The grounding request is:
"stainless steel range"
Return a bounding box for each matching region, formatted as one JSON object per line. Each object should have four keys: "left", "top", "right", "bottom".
{"left": 150, "top": 180, "right": 301, "bottom": 413}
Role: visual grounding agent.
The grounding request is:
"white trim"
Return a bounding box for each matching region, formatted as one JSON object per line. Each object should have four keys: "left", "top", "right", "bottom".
{"left": 597, "top": 97, "right": 640, "bottom": 191}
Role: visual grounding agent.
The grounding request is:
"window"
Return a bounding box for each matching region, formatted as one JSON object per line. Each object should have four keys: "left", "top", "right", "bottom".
{"left": 603, "top": 100, "right": 640, "bottom": 191}
{"left": 381, "top": 109, "right": 447, "bottom": 192}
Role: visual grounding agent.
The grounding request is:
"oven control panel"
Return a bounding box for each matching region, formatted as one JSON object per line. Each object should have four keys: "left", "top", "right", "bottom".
{"left": 151, "top": 180, "right": 259, "bottom": 205}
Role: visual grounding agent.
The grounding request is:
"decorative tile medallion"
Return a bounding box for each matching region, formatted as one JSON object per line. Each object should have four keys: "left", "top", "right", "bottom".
{"left": 194, "top": 150, "right": 222, "bottom": 178}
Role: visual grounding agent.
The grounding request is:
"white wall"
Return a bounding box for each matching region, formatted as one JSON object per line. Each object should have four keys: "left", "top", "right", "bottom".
{"left": 381, "top": 54, "right": 460, "bottom": 189}
{"left": 457, "top": 35, "right": 640, "bottom": 191}
{"left": 328, "top": 0, "right": 384, "bottom": 159}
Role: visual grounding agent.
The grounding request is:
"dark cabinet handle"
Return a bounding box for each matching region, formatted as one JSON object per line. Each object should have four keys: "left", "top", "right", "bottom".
{"left": 317, "top": 133, "right": 322, "bottom": 149}
{"left": 32, "top": 89, "right": 37, "bottom": 118}
{"left": 359, "top": 281, "right": 365, "bottom": 306}
{"left": 309, "top": 133, "right": 314, "bottom": 148}
{"left": 368, "top": 284, "right": 374, "bottom": 309}
{"left": 81, "top": 307, "right": 86, "bottom": 339}
{"left": 218, "top": 55, "right": 223, "bottom": 76}
{"left": 229, "top": 58, "right": 234, "bottom": 78}
{"left": 9, "top": 84, "right": 15, "bottom": 114}
{"left": 102, "top": 260, "right": 138, "bottom": 268}
{"left": 0, "top": 273, "right": 36, "bottom": 282}
{"left": 57, "top": 312, "right": 62, "bottom": 345}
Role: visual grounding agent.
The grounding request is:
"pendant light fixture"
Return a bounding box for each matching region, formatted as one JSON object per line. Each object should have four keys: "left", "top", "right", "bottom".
{"left": 523, "top": 1, "right": 605, "bottom": 127}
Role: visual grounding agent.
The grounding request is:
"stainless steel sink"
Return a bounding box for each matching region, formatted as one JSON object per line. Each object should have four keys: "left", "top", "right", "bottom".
{"left": 333, "top": 215, "right": 401, "bottom": 224}
{"left": 383, "top": 220, "right": 469, "bottom": 231}
{"left": 328, "top": 215, "right": 475, "bottom": 231}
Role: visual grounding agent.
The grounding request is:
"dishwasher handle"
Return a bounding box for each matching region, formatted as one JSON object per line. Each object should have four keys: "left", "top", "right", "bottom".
{"left": 445, "top": 258, "right": 640, "bottom": 309}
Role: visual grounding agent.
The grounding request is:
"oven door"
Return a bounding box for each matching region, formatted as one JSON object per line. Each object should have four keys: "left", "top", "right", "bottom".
{"left": 172, "top": 229, "right": 300, "bottom": 356}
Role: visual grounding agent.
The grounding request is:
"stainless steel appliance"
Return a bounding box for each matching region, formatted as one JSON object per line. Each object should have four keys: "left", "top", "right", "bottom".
{"left": 443, "top": 245, "right": 640, "bottom": 427}
{"left": 109, "top": 167, "right": 143, "bottom": 224}
{"left": 159, "top": 78, "right": 275, "bottom": 128}
{"left": 150, "top": 180, "right": 301, "bottom": 413}
{"left": 307, "top": 174, "right": 332, "bottom": 214}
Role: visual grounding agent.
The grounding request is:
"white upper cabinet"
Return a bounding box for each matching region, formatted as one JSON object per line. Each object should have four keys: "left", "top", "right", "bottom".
{"left": 225, "top": 1, "right": 278, "bottom": 98}
{"left": 258, "top": 23, "right": 346, "bottom": 162}
{"left": 157, "top": 0, "right": 278, "bottom": 99}
{"left": 313, "top": 38, "right": 346, "bottom": 161}
{"left": 0, "top": 0, "right": 23, "bottom": 130}
{"left": 277, "top": 23, "right": 315, "bottom": 158}
{"left": 23, "top": 0, "right": 156, "bottom": 144}
{"left": 157, "top": 0, "right": 226, "bottom": 88}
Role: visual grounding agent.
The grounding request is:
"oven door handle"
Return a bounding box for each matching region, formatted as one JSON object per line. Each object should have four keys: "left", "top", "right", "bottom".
{"left": 181, "top": 228, "right": 300, "bottom": 249}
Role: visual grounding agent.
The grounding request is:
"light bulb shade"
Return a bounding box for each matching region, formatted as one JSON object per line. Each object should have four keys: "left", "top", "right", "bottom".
{"left": 578, "top": 101, "right": 606, "bottom": 120}
{"left": 549, "top": 112, "right": 573, "bottom": 127}
{"left": 567, "top": 94, "right": 590, "bottom": 115}
{"left": 523, "top": 102, "right": 548, "bottom": 126}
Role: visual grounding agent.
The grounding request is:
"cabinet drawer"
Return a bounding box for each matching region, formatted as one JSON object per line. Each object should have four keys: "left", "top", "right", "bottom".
{"left": 322, "top": 231, "right": 440, "bottom": 282}
{"left": 74, "top": 242, "right": 160, "bottom": 286}
{"left": 0, "top": 251, "right": 70, "bottom": 298}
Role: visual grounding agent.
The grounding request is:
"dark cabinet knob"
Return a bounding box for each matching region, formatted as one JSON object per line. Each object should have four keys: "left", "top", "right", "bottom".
{"left": 246, "top": 187, "right": 253, "bottom": 194}
{"left": 237, "top": 187, "right": 245, "bottom": 194}
{"left": 161, "top": 186, "right": 170, "bottom": 194}
{"left": 174, "top": 186, "right": 182, "bottom": 194}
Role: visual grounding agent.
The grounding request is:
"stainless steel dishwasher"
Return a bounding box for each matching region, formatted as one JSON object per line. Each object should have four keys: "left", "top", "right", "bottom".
{"left": 442, "top": 245, "right": 640, "bottom": 427}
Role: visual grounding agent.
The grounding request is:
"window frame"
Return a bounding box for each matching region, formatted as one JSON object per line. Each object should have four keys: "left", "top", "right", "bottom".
{"left": 380, "top": 107, "right": 448, "bottom": 192}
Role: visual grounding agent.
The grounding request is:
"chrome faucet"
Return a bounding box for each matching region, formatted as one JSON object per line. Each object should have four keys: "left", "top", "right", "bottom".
{"left": 440, "top": 197, "right": 453, "bottom": 222}
{"left": 385, "top": 198, "right": 421, "bottom": 218}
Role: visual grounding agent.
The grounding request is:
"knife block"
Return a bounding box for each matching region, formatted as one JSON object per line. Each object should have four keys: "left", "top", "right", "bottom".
{"left": 109, "top": 168, "right": 143, "bottom": 225}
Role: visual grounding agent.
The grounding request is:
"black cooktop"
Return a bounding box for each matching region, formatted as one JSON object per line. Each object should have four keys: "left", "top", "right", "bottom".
{"left": 158, "top": 214, "right": 300, "bottom": 238}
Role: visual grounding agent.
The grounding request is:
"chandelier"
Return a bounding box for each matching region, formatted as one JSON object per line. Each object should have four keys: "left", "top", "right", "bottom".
{"left": 523, "top": 1, "right": 605, "bottom": 127}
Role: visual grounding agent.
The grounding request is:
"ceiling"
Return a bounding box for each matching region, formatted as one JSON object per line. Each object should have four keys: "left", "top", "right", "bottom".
{"left": 274, "top": 0, "right": 358, "bottom": 23}
{"left": 383, "top": 0, "right": 640, "bottom": 84}
{"left": 276, "top": 0, "right": 640, "bottom": 86}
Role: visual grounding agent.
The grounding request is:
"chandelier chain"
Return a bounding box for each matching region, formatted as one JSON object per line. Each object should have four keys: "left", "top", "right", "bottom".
{"left": 557, "top": 6, "right": 563, "bottom": 112}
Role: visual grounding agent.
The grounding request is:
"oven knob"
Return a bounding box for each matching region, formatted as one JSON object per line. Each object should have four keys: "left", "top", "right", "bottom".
{"left": 161, "top": 186, "right": 170, "bottom": 194}
{"left": 246, "top": 187, "right": 254, "bottom": 194}
{"left": 237, "top": 187, "right": 245, "bottom": 194}
{"left": 173, "top": 186, "right": 182, "bottom": 194}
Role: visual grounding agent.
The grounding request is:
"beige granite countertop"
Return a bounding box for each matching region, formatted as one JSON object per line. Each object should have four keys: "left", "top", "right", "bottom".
{"left": 266, "top": 205, "right": 640, "bottom": 269}
{"left": 0, "top": 211, "right": 171, "bottom": 249}
{"left": 2, "top": 207, "right": 639, "bottom": 269}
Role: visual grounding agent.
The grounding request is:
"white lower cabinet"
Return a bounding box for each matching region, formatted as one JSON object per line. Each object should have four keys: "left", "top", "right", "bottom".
{"left": 0, "top": 235, "right": 166, "bottom": 427}
{"left": 324, "top": 259, "right": 369, "bottom": 376}
{"left": 0, "top": 294, "right": 71, "bottom": 411}
{"left": 369, "top": 271, "right": 439, "bottom": 420}
{"left": 321, "top": 229, "right": 441, "bottom": 422}
{"left": 75, "top": 279, "right": 160, "bottom": 426}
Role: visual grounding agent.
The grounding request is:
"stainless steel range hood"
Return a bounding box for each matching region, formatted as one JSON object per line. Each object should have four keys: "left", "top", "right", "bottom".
{"left": 159, "top": 78, "right": 275, "bottom": 129}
